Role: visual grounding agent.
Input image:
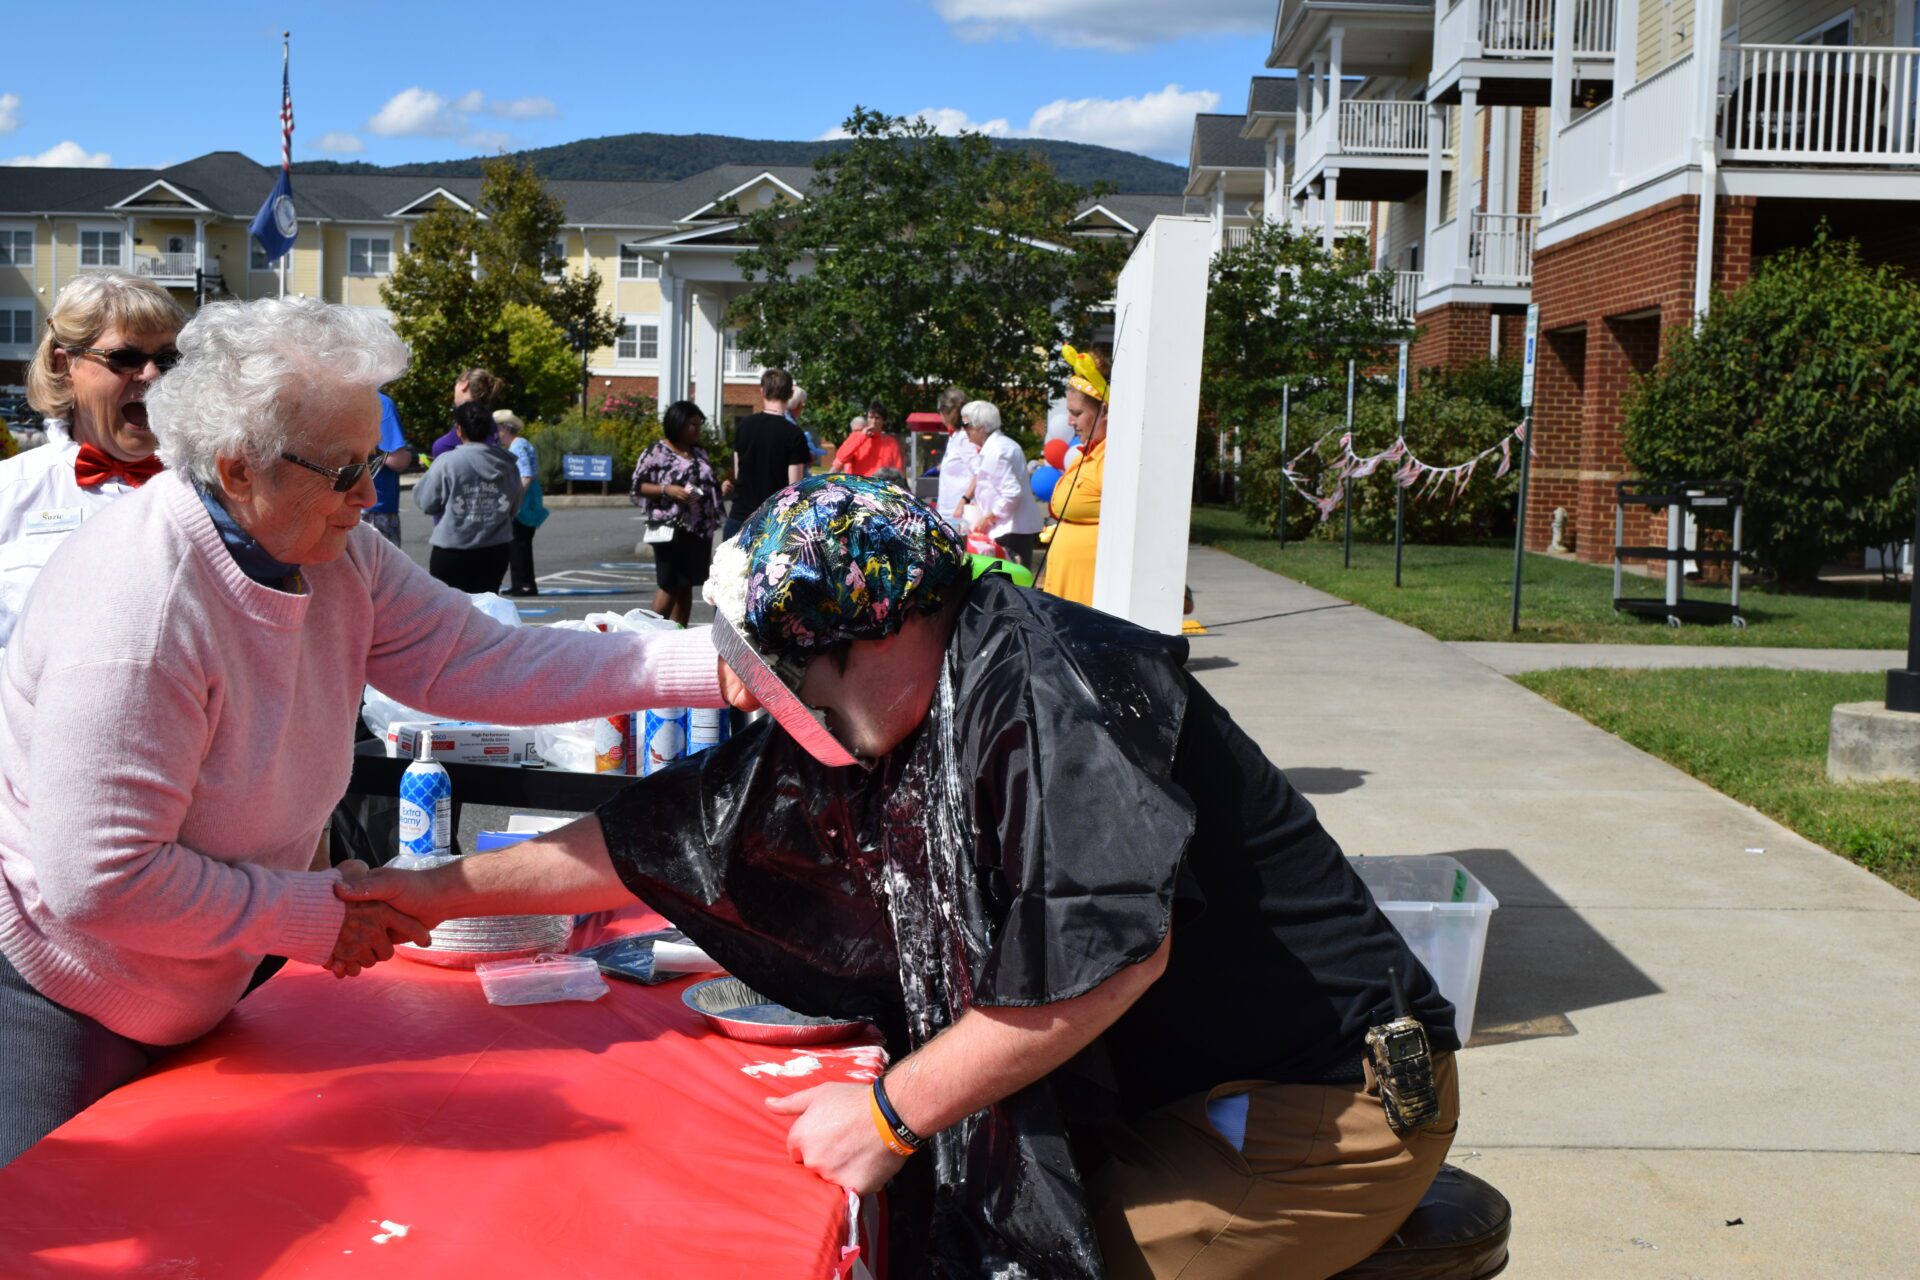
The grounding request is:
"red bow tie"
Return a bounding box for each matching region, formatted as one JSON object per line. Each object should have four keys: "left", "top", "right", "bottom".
{"left": 74, "top": 444, "right": 164, "bottom": 490}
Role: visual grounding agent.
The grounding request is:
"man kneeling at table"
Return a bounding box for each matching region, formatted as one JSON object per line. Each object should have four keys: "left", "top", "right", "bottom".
{"left": 338, "top": 475, "right": 1461, "bottom": 1279}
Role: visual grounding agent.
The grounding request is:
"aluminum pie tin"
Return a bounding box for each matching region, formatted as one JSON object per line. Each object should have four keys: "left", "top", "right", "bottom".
{"left": 682, "top": 976, "right": 868, "bottom": 1046}
{"left": 395, "top": 914, "right": 573, "bottom": 969}
{"left": 710, "top": 613, "right": 858, "bottom": 768}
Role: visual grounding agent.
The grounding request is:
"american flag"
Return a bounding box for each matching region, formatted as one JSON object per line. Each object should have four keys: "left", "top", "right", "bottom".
{"left": 279, "top": 35, "right": 294, "bottom": 171}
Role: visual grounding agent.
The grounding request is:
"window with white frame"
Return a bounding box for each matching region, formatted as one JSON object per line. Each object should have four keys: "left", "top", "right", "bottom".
{"left": 0, "top": 229, "right": 33, "bottom": 267}
{"left": 0, "top": 301, "right": 35, "bottom": 352}
{"left": 1796, "top": 12, "right": 1853, "bottom": 45}
{"left": 544, "top": 237, "right": 567, "bottom": 280}
{"left": 618, "top": 245, "right": 662, "bottom": 280}
{"left": 347, "top": 236, "right": 392, "bottom": 276}
{"left": 251, "top": 237, "right": 271, "bottom": 270}
{"left": 616, "top": 317, "right": 660, "bottom": 362}
{"left": 79, "top": 229, "right": 123, "bottom": 267}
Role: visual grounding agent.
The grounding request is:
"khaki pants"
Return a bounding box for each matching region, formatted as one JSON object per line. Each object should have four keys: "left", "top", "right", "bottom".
{"left": 1088, "top": 1053, "right": 1459, "bottom": 1280}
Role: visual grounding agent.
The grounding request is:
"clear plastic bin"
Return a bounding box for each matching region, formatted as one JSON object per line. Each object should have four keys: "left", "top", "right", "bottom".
{"left": 1349, "top": 855, "right": 1499, "bottom": 1045}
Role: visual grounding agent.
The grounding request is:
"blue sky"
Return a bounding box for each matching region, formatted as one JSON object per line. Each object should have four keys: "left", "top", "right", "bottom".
{"left": 1, "top": 1, "right": 1278, "bottom": 173}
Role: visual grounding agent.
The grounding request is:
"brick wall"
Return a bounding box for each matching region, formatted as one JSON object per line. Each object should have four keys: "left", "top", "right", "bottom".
{"left": 1411, "top": 302, "right": 1494, "bottom": 378}
{"left": 1517, "top": 110, "right": 1536, "bottom": 216}
{"left": 1525, "top": 194, "right": 1758, "bottom": 561}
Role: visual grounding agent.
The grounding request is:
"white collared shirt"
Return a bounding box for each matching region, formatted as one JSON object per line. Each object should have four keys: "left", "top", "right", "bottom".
{"left": 966, "top": 431, "right": 1045, "bottom": 539}
{"left": 0, "top": 421, "right": 144, "bottom": 648}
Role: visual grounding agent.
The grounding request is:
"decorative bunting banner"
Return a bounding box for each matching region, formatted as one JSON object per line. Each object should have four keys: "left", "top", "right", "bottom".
{"left": 1279, "top": 419, "right": 1533, "bottom": 523}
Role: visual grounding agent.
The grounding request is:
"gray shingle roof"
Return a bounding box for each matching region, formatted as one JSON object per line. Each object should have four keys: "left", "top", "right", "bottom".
{"left": 1190, "top": 115, "right": 1268, "bottom": 172}
{"left": 1247, "top": 77, "right": 1300, "bottom": 117}
{"left": 0, "top": 152, "right": 823, "bottom": 228}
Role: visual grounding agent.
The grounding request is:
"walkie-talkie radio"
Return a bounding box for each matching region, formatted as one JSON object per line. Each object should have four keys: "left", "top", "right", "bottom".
{"left": 1365, "top": 967, "right": 1441, "bottom": 1136}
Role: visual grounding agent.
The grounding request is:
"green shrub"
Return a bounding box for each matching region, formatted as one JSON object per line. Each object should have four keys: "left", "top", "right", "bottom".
{"left": 1623, "top": 231, "right": 1920, "bottom": 582}
{"left": 1241, "top": 387, "right": 1522, "bottom": 543}
{"left": 523, "top": 402, "right": 661, "bottom": 493}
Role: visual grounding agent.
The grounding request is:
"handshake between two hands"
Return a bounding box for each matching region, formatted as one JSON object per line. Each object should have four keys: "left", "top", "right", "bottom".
{"left": 324, "top": 860, "right": 445, "bottom": 979}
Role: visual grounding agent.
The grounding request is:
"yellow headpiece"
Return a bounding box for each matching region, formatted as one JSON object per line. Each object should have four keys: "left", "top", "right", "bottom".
{"left": 1062, "top": 344, "right": 1108, "bottom": 404}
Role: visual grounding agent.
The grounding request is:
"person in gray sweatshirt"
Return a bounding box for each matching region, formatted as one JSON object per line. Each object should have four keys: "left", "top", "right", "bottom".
{"left": 413, "top": 399, "right": 523, "bottom": 592}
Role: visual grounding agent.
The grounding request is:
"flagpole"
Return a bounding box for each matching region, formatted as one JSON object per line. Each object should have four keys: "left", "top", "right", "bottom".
{"left": 279, "top": 32, "right": 291, "bottom": 299}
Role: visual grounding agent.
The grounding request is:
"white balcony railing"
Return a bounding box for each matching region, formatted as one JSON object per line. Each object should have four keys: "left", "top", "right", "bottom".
{"left": 1380, "top": 269, "right": 1422, "bottom": 321}
{"left": 1469, "top": 211, "right": 1537, "bottom": 284}
{"left": 1720, "top": 44, "right": 1920, "bottom": 163}
{"left": 1439, "top": 0, "right": 1614, "bottom": 63}
{"left": 1337, "top": 200, "right": 1374, "bottom": 232}
{"left": 1223, "top": 224, "right": 1255, "bottom": 251}
{"left": 1337, "top": 101, "right": 1428, "bottom": 154}
{"left": 1547, "top": 100, "right": 1615, "bottom": 215}
{"left": 133, "top": 252, "right": 201, "bottom": 279}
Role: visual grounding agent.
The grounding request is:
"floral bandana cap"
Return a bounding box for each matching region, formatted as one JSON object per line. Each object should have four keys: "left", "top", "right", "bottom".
{"left": 702, "top": 475, "right": 967, "bottom": 765}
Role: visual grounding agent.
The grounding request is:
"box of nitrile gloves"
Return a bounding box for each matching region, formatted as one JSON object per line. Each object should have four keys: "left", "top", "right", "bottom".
{"left": 385, "top": 721, "right": 542, "bottom": 766}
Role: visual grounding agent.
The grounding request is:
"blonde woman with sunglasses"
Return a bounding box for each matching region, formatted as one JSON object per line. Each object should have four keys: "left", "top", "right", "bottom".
{"left": 0, "top": 273, "right": 187, "bottom": 649}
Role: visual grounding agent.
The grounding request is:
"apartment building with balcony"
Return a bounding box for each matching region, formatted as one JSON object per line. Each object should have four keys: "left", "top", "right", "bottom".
{"left": 1220, "top": 0, "right": 1918, "bottom": 562}
{"left": 1526, "top": 0, "right": 1920, "bottom": 561}
{"left": 2, "top": 151, "right": 1179, "bottom": 432}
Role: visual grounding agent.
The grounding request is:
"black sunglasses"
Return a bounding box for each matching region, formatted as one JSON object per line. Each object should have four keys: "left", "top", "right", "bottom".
{"left": 66, "top": 344, "right": 181, "bottom": 374}
{"left": 281, "top": 449, "right": 387, "bottom": 493}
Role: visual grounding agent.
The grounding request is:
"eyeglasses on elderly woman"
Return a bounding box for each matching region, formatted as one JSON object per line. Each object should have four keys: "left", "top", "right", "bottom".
{"left": 63, "top": 343, "right": 181, "bottom": 374}
{"left": 280, "top": 448, "right": 387, "bottom": 493}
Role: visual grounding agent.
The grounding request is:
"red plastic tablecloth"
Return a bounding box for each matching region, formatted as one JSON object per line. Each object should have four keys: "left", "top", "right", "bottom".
{"left": 0, "top": 910, "right": 884, "bottom": 1279}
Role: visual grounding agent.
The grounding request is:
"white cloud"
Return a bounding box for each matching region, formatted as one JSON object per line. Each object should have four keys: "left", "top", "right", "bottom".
{"left": 368, "top": 87, "right": 466, "bottom": 138}
{"left": 314, "top": 131, "right": 365, "bottom": 154}
{"left": 935, "top": 0, "right": 1270, "bottom": 52}
{"left": 0, "top": 93, "right": 19, "bottom": 136}
{"left": 491, "top": 96, "right": 559, "bottom": 120}
{"left": 1025, "top": 84, "right": 1218, "bottom": 158}
{"left": 366, "top": 87, "right": 561, "bottom": 148}
{"left": 7, "top": 139, "right": 112, "bottom": 168}
{"left": 821, "top": 84, "right": 1216, "bottom": 160}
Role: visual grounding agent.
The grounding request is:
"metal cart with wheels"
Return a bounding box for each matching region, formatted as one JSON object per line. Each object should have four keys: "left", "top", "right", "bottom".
{"left": 1613, "top": 481, "right": 1746, "bottom": 628}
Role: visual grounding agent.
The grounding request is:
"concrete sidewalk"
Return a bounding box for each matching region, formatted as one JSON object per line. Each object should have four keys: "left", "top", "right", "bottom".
{"left": 1182, "top": 547, "right": 1920, "bottom": 1277}
{"left": 1454, "top": 641, "right": 1904, "bottom": 675}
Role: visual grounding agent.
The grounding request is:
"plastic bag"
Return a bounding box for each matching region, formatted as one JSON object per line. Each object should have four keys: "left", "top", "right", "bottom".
{"left": 530, "top": 611, "right": 677, "bottom": 772}
{"left": 474, "top": 952, "right": 609, "bottom": 1005}
{"left": 577, "top": 929, "right": 724, "bottom": 985}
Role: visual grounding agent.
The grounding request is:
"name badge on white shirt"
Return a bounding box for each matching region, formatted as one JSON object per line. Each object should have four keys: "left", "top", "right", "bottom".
{"left": 22, "top": 506, "right": 83, "bottom": 536}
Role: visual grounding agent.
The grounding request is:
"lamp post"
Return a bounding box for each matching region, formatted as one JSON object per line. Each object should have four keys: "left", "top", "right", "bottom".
{"left": 1888, "top": 450, "right": 1920, "bottom": 713}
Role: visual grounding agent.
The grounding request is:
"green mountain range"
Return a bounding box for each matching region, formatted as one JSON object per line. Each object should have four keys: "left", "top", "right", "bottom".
{"left": 295, "top": 130, "right": 1187, "bottom": 193}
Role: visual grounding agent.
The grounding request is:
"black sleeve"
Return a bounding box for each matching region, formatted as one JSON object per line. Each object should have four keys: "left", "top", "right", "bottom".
{"left": 954, "top": 597, "right": 1198, "bottom": 1008}
{"left": 783, "top": 424, "right": 811, "bottom": 466}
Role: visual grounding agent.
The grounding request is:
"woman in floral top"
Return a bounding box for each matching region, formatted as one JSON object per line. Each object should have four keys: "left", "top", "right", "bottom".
{"left": 631, "top": 400, "right": 730, "bottom": 623}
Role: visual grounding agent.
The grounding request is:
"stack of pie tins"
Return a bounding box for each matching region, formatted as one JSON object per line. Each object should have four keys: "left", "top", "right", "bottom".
{"left": 395, "top": 914, "right": 574, "bottom": 968}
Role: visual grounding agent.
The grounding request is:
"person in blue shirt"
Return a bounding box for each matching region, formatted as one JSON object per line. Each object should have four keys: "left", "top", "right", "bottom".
{"left": 363, "top": 393, "right": 412, "bottom": 547}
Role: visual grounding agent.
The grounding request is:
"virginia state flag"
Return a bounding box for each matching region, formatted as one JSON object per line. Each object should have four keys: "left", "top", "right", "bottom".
{"left": 249, "top": 168, "right": 298, "bottom": 264}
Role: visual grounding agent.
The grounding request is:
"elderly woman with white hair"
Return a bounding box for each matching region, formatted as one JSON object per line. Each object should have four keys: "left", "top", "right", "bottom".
{"left": 954, "top": 399, "right": 1045, "bottom": 570}
{"left": 0, "top": 297, "right": 739, "bottom": 1165}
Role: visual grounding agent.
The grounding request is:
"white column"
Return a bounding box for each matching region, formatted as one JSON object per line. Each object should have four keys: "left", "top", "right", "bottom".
{"left": 1327, "top": 29, "right": 1345, "bottom": 146}
{"left": 1486, "top": 107, "right": 1509, "bottom": 216}
{"left": 1455, "top": 83, "right": 1480, "bottom": 283}
{"left": 1463, "top": 0, "right": 1484, "bottom": 57}
{"left": 1609, "top": 0, "right": 1641, "bottom": 191}
{"left": 1311, "top": 54, "right": 1326, "bottom": 116}
{"left": 1264, "top": 137, "right": 1280, "bottom": 223}
{"left": 692, "top": 288, "right": 727, "bottom": 426}
{"left": 1690, "top": 0, "right": 1724, "bottom": 320}
{"left": 657, "top": 261, "right": 680, "bottom": 401}
{"left": 1092, "top": 216, "right": 1212, "bottom": 635}
{"left": 1322, "top": 171, "right": 1339, "bottom": 251}
{"left": 1549, "top": 0, "right": 1576, "bottom": 137}
{"left": 193, "top": 218, "right": 205, "bottom": 272}
{"left": 1423, "top": 103, "right": 1446, "bottom": 248}
{"left": 1211, "top": 177, "right": 1226, "bottom": 252}
{"left": 1294, "top": 72, "right": 1309, "bottom": 169}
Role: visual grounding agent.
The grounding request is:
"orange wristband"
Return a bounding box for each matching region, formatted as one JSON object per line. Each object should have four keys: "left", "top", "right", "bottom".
{"left": 869, "top": 1089, "right": 917, "bottom": 1158}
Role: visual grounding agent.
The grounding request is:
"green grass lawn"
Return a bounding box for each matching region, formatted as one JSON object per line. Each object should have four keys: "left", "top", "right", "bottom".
{"left": 1515, "top": 668, "right": 1920, "bottom": 898}
{"left": 1191, "top": 506, "right": 1913, "bottom": 648}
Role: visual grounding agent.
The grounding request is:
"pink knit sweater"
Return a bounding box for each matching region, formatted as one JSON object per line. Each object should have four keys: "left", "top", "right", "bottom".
{"left": 0, "top": 472, "right": 723, "bottom": 1045}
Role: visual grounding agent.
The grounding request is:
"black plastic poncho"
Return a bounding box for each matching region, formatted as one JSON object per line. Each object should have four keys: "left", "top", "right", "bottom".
{"left": 596, "top": 574, "right": 1197, "bottom": 1276}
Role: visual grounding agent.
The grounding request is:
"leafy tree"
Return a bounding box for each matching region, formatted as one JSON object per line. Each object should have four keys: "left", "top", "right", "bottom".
{"left": 1202, "top": 221, "right": 1409, "bottom": 441}
{"left": 1624, "top": 232, "right": 1920, "bottom": 582}
{"left": 498, "top": 304, "right": 583, "bottom": 423}
{"left": 726, "top": 108, "right": 1127, "bottom": 419}
{"left": 382, "top": 157, "right": 616, "bottom": 442}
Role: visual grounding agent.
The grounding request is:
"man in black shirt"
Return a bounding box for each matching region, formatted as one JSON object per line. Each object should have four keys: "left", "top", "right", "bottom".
{"left": 337, "top": 476, "right": 1460, "bottom": 1279}
{"left": 724, "top": 367, "right": 811, "bottom": 537}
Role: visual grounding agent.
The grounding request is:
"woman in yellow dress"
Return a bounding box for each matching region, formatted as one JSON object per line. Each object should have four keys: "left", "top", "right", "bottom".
{"left": 1040, "top": 344, "right": 1110, "bottom": 605}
